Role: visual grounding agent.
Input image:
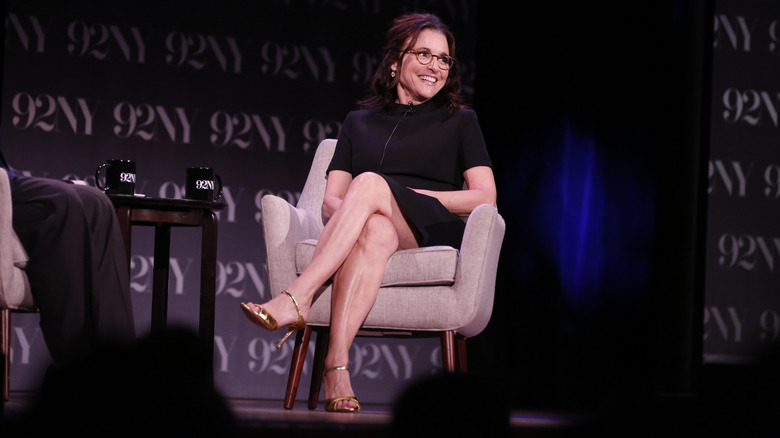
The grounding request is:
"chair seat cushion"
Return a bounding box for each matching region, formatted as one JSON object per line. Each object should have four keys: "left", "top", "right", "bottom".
{"left": 295, "top": 239, "right": 459, "bottom": 286}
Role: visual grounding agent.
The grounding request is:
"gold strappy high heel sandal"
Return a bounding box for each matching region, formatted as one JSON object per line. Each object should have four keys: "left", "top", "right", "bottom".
{"left": 240, "top": 291, "right": 306, "bottom": 349}
{"left": 323, "top": 365, "right": 361, "bottom": 413}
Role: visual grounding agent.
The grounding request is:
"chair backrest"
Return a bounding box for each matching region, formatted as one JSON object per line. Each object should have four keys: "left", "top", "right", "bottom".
{"left": 295, "top": 139, "right": 337, "bottom": 230}
{"left": 0, "top": 168, "right": 33, "bottom": 310}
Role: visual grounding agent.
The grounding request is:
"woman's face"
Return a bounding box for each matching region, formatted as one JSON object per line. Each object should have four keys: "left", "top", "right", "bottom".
{"left": 392, "top": 29, "right": 450, "bottom": 105}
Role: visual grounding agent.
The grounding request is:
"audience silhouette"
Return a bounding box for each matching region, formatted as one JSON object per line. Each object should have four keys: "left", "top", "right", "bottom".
{"left": 391, "top": 371, "right": 511, "bottom": 437}
{"left": 11, "top": 327, "right": 236, "bottom": 437}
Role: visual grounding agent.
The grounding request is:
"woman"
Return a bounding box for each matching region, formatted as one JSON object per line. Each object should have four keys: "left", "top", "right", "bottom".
{"left": 241, "top": 12, "right": 496, "bottom": 413}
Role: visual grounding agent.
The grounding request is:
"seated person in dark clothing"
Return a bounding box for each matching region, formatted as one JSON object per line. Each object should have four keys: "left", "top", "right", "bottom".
{"left": 1, "top": 148, "right": 135, "bottom": 365}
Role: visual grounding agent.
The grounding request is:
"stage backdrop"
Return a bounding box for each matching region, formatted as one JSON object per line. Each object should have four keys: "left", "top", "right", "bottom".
{"left": 704, "top": 0, "right": 780, "bottom": 363}
{"left": 1, "top": 0, "right": 479, "bottom": 403}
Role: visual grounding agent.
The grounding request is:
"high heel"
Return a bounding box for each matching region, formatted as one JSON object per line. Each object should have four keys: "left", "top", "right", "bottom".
{"left": 323, "top": 366, "right": 361, "bottom": 413}
{"left": 240, "top": 291, "right": 306, "bottom": 349}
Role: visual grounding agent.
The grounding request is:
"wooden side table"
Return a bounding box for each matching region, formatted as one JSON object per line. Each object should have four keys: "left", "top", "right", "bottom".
{"left": 109, "top": 195, "right": 224, "bottom": 382}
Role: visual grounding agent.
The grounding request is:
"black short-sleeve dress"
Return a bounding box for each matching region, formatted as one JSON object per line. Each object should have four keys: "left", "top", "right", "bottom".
{"left": 327, "top": 100, "right": 492, "bottom": 249}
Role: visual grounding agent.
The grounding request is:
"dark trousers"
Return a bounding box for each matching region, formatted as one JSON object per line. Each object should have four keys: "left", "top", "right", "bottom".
{"left": 10, "top": 176, "right": 135, "bottom": 363}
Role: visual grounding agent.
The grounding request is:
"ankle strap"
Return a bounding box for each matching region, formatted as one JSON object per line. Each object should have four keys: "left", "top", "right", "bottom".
{"left": 323, "top": 365, "right": 348, "bottom": 376}
{"left": 282, "top": 290, "right": 303, "bottom": 317}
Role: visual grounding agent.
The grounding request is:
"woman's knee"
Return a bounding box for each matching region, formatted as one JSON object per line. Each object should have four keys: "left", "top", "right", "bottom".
{"left": 345, "top": 172, "right": 392, "bottom": 214}
{"left": 347, "top": 172, "right": 390, "bottom": 198}
{"left": 351, "top": 171, "right": 385, "bottom": 186}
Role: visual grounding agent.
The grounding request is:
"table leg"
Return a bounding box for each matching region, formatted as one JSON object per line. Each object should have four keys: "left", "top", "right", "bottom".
{"left": 115, "top": 206, "right": 132, "bottom": 270}
{"left": 151, "top": 224, "right": 171, "bottom": 334}
{"left": 2, "top": 309, "right": 10, "bottom": 401}
{"left": 199, "top": 211, "right": 218, "bottom": 382}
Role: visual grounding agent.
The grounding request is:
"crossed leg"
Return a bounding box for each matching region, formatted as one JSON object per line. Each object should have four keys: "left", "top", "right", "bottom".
{"left": 322, "top": 212, "right": 404, "bottom": 410}
{"left": 244, "top": 172, "right": 418, "bottom": 407}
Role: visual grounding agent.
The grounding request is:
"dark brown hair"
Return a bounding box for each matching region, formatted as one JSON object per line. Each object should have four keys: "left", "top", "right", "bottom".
{"left": 357, "top": 13, "right": 464, "bottom": 114}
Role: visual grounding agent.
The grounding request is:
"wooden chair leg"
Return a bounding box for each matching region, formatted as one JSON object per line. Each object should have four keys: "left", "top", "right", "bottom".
{"left": 441, "top": 330, "right": 457, "bottom": 372}
{"left": 441, "top": 331, "right": 469, "bottom": 373}
{"left": 2, "top": 309, "right": 10, "bottom": 401}
{"left": 307, "top": 328, "right": 328, "bottom": 410}
{"left": 283, "top": 325, "right": 312, "bottom": 410}
{"left": 455, "top": 334, "right": 468, "bottom": 372}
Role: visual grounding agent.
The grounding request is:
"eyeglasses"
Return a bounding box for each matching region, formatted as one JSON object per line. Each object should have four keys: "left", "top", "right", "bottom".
{"left": 404, "top": 49, "right": 455, "bottom": 70}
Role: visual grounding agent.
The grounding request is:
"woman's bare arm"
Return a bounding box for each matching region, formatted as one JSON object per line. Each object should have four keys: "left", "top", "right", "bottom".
{"left": 411, "top": 166, "right": 497, "bottom": 216}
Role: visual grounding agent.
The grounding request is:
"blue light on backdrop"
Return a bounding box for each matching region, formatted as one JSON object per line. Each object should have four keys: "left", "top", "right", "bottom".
{"left": 530, "top": 117, "right": 656, "bottom": 327}
{"left": 558, "top": 122, "right": 603, "bottom": 315}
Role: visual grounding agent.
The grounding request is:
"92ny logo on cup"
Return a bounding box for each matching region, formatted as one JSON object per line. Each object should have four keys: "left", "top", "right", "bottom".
{"left": 196, "top": 179, "right": 214, "bottom": 190}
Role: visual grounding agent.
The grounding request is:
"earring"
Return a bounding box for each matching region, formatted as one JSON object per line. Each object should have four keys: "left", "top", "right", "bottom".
{"left": 391, "top": 70, "right": 396, "bottom": 78}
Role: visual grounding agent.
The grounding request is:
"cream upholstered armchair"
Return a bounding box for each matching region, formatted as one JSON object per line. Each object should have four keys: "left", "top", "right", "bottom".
{"left": 261, "top": 139, "right": 505, "bottom": 409}
{"left": 0, "top": 167, "right": 36, "bottom": 401}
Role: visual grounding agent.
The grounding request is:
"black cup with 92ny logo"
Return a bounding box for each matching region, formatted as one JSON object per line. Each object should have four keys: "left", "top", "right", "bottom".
{"left": 185, "top": 167, "right": 223, "bottom": 201}
{"left": 95, "top": 159, "right": 136, "bottom": 195}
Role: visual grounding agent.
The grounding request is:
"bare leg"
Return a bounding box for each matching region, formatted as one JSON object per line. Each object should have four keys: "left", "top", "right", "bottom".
{"left": 323, "top": 213, "right": 402, "bottom": 410}
{"left": 245, "top": 173, "right": 417, "bottom": 329}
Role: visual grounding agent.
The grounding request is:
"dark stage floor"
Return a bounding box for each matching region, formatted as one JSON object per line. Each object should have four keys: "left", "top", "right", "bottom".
{"left": 1, "top": 392, "right": 582, "bottom": 437}
{"left": 5, "top": 365, "right": 776, "bottom": 438}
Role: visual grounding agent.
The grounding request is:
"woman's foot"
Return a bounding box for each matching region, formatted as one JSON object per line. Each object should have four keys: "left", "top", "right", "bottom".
{"left": 323, "top": 365, "right": 360, "bottom": 412}
{"left": 243, "top": 291, "right": 309, "bottom": 329}
{"left": 241, "top": 291, "right": 308, "bottom": 348}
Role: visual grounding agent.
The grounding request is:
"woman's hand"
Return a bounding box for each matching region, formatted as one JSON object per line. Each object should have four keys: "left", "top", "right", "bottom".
{"left": 322, "top": 170, "right": 352, "bottom": 220}
{"left": 411, "top": 166, "right": 497, "bottom": 216}
{"left": 322, "top": 195, "right": 343, "bottom": 220}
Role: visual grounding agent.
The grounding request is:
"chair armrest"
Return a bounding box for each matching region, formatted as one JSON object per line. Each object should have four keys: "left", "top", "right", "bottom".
{"left": 453, "top": 204, "right": 506, "bottom": 337}
{"left": 261, "top": 194, "right": 322, "bottom": 299}
{"left": 0, "top": 168, "right": 34, "bottom": 309}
